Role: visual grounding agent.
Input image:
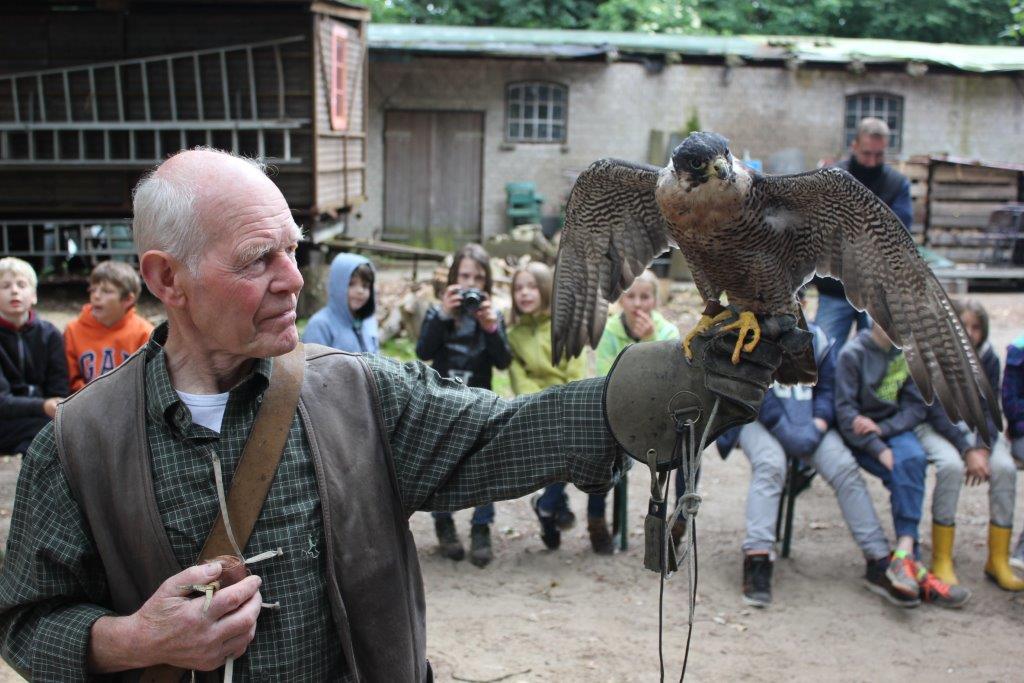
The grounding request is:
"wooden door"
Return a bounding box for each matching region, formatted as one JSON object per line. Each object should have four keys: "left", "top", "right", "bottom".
{"left": 383, "top": 110, "right": 483, "bottom": 246}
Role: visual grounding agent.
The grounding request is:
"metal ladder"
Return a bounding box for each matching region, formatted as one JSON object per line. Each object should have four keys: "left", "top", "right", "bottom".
{"left": 0, "top": 35, "right": 309, "bottom": 166}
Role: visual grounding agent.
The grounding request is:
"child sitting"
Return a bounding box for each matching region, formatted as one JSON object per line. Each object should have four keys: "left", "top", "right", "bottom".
{"left": 589, "top": 271, "right": 679, "bottom": 554}
{"left": 64, "top": 260, "right": 154, "bottom": 392}
{"left": 303, "top": 253, "right": 379, "bottom": 353}
{"left": 1005, "top": 334, "right": 1024, "bottom": 570}
{"left": 505, "top": 262, "right": 586, "bottom": 551}
{"left": 836, "top": 323, "right": 969, "bottom": 608}
{"left": 416, "top": 243, "right": 512, "bottom": 567}
{"left": 914, "top": 299, "right": 1023, "bottom": 591}
{"left": 0, "top": 257, "right": 68, "bottom": 454}
{"left": 716, "top": 295, "right": 897, "bottom": 608}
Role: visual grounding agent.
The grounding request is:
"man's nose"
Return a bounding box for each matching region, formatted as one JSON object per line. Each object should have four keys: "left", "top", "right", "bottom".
{"left": 269, "top": 252, "right": 304, "bottom": 295}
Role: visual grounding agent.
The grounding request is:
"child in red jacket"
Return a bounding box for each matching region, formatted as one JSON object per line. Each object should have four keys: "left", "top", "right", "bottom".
{"left": 64, "top": 261, "right": 154, "bottom": 392}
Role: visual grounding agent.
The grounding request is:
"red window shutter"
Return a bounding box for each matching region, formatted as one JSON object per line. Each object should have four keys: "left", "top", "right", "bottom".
{"left": 330, "top": 26, "right": 348, "bottom": 131}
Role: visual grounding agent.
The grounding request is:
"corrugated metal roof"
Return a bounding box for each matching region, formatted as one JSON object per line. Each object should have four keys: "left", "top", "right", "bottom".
{"left": 367, "top": 24, "right": 1024, "bottom": 74}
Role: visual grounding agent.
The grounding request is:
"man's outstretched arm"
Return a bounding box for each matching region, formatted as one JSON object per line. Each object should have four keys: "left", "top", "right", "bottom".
{"left": 367, "top": 354, "right": 622, "bottom": 515}
{"left": 370, "top": 313, "right": 805, "bottom": 514}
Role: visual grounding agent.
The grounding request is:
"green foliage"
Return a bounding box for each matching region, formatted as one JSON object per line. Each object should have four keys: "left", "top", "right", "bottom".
{"left": 683, "top": 109, "right": 701, "bottom": 135}
{"left": 696, "top": 0, "right": 1015, "bottom": 45}
{"left": 363, "top": 0, "right": 602, "bottom": 28}
{"left": 590, "top": 0, "right": 700, "bottom": 34}
{"left": 365, "top": 0, "right": 1018, "bottom": 45}
{"left": 1006, "top": 2, "right": 1024, "bottom": 43}
{"left": 380, "top": 336, "right": 417, "bottom": 361}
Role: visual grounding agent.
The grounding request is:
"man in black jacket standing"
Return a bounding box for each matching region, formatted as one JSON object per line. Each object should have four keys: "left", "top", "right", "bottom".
{"left": 812, "top": 117, "right": 914, "bottom": 349}
{"left": 0, "top": 257, "right": 69, "bottom": 454}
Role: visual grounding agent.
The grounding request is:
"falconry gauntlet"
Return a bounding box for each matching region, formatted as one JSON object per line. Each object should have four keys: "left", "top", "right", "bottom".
{"left": 603, "top": 314, "right": 812, "bottom": 471}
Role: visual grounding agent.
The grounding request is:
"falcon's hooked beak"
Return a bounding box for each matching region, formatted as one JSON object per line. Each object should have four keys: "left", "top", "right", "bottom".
{"left": 710, "top": 156, "right": 732, "bottom": 181}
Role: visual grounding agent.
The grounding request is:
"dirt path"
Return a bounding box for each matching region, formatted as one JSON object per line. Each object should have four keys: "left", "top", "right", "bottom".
{"left": 0, "top": 288, "right": 1021, "bottom": 681}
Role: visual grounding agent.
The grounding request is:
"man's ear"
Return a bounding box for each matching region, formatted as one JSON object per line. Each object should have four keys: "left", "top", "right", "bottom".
{"left": 140, "top": 251, "right": 187, "bottom": 309}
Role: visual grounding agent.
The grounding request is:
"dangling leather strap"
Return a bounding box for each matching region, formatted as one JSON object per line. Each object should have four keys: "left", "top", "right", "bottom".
{"left": 140, "top": 344, "right": 306, "bottom": 683}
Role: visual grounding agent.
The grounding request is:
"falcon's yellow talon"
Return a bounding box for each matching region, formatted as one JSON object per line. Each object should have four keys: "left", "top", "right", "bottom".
{"left": 682, "top": 309, "right": 734, "bottom": 359}
{"left": 719, "top": 311, "right": 761, "bottom": 365}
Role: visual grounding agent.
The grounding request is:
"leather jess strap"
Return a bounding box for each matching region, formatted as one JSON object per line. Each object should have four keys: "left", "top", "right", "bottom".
{"left": 140, "top": 343, "right": 306, "bottom": 683}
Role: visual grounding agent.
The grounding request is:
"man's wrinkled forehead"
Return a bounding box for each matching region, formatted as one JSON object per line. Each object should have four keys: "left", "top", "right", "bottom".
{"left": 159, "top": 149, "right": 295, "bottom": 236}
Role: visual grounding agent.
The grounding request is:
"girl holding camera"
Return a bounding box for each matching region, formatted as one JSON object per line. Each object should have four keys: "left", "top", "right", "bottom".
{"left": 506, "top": 262, "right": 586, "bottom": 551}
{"left": 416, "top": 243, "right": 512, "bottom": 567}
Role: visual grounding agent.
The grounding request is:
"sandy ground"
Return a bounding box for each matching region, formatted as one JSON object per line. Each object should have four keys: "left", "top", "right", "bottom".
{"left": 0, "top": 287, "right": 1022, "bottom": 681}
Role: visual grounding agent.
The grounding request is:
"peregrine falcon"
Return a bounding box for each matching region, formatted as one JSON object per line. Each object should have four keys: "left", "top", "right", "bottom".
{"left": 551, "top": 131, "right": 1001, "bottom": 442}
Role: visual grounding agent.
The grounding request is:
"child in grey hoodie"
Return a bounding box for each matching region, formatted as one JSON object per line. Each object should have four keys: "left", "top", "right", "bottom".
{"left": 836, "top": 324, "right": 969, "bottom": 608}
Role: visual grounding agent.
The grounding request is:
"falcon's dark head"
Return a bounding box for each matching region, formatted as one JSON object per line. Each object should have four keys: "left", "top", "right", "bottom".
{"left": 670, "top": 132, "right": 734, "bottom": 187}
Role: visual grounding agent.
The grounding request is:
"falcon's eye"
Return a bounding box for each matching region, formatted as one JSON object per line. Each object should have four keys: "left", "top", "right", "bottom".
{"left": 689, "top": 159, "right": 703, "bottom": 170}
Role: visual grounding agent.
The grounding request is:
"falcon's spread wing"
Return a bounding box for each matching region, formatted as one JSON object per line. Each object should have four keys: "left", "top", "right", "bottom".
{"left": 759, "top": 166, "right": 1002, "bottom": 442}
{"left": 551, "top": 159, "right": 672, "bottom": 364}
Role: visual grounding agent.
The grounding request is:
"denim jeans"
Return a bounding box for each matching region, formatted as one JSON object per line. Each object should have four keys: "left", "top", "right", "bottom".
{"left": 813, "top": 293, "right": 870, "bottom": 350}
{"left": 853, "top": 430, "right": 927, "bottom": 541}
{"left": 537, "top": 483, "right": 570, "bottom": 515}
{"left": 432, "top": 503, "right": 494, "bottom": 526}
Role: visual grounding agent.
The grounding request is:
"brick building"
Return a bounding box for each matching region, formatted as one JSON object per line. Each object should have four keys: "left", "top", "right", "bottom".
{"left": 351, "top": 25, "right": 1024, "bottom": 245}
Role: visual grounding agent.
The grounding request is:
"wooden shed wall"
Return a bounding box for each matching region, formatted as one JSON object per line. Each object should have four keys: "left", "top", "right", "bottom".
{"left": 313, "top": 13, "right": 366, "bottom": 215}
{"left": 0, "top": 7, "right": 315, "bottom": 217}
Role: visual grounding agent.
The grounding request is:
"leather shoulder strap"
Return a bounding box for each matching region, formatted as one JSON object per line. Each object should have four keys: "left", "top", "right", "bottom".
{"left": 198, "top": 342, "right": 306, "bottom": 560}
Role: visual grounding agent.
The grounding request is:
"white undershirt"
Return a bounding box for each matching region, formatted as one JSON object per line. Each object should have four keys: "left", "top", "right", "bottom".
{"left": 176, "top": 390, "right": 230, "bottom": 433}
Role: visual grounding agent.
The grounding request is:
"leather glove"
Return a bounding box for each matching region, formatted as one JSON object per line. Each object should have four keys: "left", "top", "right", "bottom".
{"left": 603, "top": 314, "right": 812, "bottom": 471}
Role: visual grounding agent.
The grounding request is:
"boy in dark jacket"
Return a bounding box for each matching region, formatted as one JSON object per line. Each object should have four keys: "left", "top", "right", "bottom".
{"left": 416, "top": 244, "right": 512, "bottom": 567}
{"left": 717, "top": 319, "right": 895, "bottom": 607}
{"left": 0, "top": 258, "right": 68, "bottom": 454}
{"left": 836, "top": 324, "right": 969, "bottom": 608}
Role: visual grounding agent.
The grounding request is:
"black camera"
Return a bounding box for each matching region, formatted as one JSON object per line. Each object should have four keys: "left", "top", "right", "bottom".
{"left": 459, "top": 288, "right": 486, "bottom": 316}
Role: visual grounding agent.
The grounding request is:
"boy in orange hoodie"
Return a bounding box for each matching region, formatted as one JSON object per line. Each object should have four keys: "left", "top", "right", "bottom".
{"left": 64, "top": 261, "right": 154, "bottom": 391}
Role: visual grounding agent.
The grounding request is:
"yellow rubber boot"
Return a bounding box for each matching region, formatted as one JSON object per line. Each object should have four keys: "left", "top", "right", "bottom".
{"left": 984, "top": 524, "right": 1024, "bottom": 592}
{"left": 930, "top": 523, "right": 959, "bottom": 586}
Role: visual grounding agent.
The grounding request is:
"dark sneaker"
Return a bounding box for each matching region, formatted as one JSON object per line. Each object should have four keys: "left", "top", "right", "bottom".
{"left": 469, "top": 523, "right": 493, "bottom": 568}
{"left": 555, "top": 507, "right": 577, "bottom": 531}
{"left": 434, "top": 517, "right": 465, "bottom": 562}
{"left": 917, "top": 565, "right": 971, "bottom": 609}
{"left": 885, "top": 551, "right": 920, "bottom": 598}
{"left": 587, "top": 517, "right": 615, "bottom": 555}
{"left": 864, "top": 556, "right": 920, "bottom": 608}
{"left": 742, "top": 554, "right": 773, "bottom": 608}
{"left": 531, "top": 494, "right": 561, "bottom": 550}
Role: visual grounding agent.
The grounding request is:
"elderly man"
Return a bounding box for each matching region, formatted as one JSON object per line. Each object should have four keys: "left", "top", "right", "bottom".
{"left": 0, "top": 149, "right": 793, "bottom": 682}
{"left": 811, "top": 117, "right": 913, "bottom": 349}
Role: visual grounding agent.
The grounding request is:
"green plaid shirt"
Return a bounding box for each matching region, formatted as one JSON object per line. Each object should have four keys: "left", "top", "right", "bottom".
{"left": 0, "top": 329, "right": 621, "bottom": 681}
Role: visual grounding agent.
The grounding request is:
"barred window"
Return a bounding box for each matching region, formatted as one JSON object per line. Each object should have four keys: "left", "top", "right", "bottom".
{"left": 844, "top": 93, "right": 903, "bottom": 151}
{"left": 506, "top": 82, "right": 567, "bottom": 143}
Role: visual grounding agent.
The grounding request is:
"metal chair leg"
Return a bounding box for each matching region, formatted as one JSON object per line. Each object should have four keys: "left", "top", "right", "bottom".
{"left": 612, "top": 473, "right": 628, "bottom": 551}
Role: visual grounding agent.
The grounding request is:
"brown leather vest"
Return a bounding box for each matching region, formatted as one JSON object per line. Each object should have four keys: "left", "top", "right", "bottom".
{"left": 54, "top": 345, "right": 427, "bottom": 682}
